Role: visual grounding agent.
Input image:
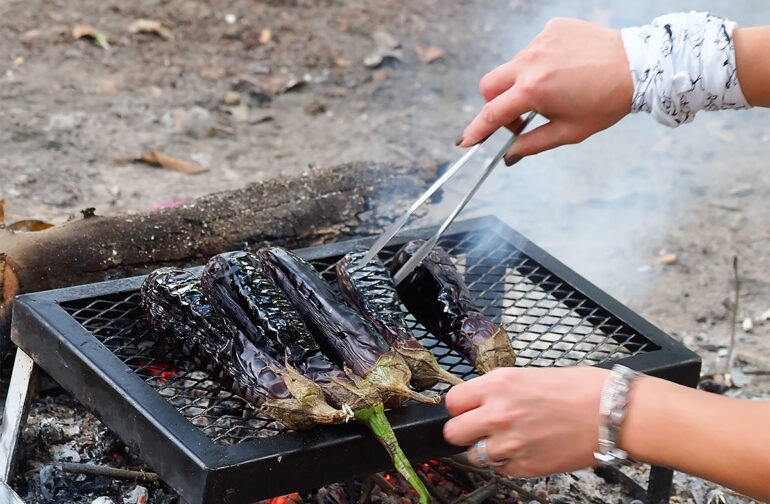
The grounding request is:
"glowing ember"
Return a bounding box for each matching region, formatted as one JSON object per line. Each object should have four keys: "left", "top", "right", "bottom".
{"left": 267, "top": 492, "right": 298, "bottom": 504}
{"left": 128, "top": 358, "right": 178, "bottom": 382}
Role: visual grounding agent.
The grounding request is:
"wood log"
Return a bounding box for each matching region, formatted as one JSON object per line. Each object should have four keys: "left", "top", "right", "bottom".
{"left": 0, "top": 160, "right": 442, "bottom": 353}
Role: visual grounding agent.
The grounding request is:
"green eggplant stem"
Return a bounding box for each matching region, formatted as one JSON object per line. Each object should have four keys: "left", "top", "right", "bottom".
{"left": 354, "top": 404, "right": 431, "bottom": 504}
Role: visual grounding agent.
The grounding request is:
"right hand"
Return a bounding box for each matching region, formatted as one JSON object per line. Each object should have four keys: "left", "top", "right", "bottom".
{"left": 457, "top": 18, "right": 634, "bottom": 162}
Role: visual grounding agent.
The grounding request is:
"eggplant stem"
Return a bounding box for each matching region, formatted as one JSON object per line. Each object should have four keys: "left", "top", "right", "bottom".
{"left": 354, "top": 404, "right": 431, "bottom": 504}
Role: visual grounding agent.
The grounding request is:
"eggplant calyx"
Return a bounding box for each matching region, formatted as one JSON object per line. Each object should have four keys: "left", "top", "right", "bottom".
{"left": 394, "top": 342, "right": 464, "bottom": 390}
{"left": 365, "top": 352, "right": 441, "bottom": 407}
{"left": 264, "top": 365, "right": 349, "bottom": 427}
{"left": 474, "top": 323, "right": 516, "bottom": 374}
{"left": 324, "top": 372, "right": 382, "bottom": 411}
{"left": 353, "top": 403, "right": 432, "bottom": 504}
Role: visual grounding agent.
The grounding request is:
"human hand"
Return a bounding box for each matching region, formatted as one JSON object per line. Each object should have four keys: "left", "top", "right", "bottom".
{"left": 456, "top": 18, "right": 634, "bottom": 164}
{"left": 443, "top": 366, "right": 608, "bottom": 477}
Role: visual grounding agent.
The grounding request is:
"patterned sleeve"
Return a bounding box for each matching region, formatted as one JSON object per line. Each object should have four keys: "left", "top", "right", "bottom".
{"left": 621, "top": 11, "right": 750, "bottom": 127}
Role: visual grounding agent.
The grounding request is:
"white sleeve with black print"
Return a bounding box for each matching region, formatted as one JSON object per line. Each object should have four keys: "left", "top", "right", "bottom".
{"left": 621, "top": 11, "right": 751, "bottom": 127}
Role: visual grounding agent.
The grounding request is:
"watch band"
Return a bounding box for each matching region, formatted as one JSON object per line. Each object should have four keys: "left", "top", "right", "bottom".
{"left": 594, "top": 364, "right": 642, "bottom": 466}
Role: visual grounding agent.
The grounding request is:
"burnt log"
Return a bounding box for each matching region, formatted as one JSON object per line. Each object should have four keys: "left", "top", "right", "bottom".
{"left": 0, "top": 160, "right": 442, "bottom": 353}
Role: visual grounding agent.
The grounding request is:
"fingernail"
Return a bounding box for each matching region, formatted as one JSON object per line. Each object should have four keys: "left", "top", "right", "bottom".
{"left": 454, "top": 134, "right": 464, "bottom": 146}
{"left": 503, "top": 153, "right": 523, "bottom": 166}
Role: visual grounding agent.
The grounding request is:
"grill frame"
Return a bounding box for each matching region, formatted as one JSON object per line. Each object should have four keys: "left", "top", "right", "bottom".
{"left": 10, "top": 216, "right": 701, "bottom": 504}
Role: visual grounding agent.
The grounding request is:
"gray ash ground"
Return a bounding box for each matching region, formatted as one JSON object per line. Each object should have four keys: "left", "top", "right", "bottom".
{"left": 2, "top": 0, "right": 769, "bottom": 503}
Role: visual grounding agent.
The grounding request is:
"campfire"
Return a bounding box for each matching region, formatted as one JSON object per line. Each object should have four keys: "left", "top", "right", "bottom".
{"left": 1, "top": 216, "right": 699, "bottom": 503}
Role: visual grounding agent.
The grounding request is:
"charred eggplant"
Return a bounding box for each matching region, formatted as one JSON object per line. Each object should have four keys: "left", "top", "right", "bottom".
{"left": 201, "top": 252, "right": 432, "bottom": 503}
{"left": 201, "top": 252, "right": 375, "bottom": 411}
{"left": 391, "top": 241, "right": 516, "bottom": 373}
{"left": 259, "top": 247, "right": 440, "bottom": 408}
{"left": 336, "top": 249, "right": 463, "bottom": 390}
{"left": 140, "top": 268, "right": 345, "bottom": 429}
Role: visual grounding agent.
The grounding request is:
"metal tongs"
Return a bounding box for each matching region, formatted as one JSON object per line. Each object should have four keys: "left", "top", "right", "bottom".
{"left": 358, "top": 111, "right": 537, "bottom": 284}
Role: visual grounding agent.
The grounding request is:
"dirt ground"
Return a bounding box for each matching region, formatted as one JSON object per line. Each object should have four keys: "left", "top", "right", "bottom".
{"left": 1, "top": 0, "right": 769, "bottom": 503}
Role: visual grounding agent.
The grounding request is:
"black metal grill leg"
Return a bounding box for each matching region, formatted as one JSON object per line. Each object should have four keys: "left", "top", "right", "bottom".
{"left": 647, "top": 466, "right": 673, "bottom": 504}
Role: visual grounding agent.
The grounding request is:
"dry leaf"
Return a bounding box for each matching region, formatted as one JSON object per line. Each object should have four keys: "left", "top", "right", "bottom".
{"left": 127, "top": 19, "right": 173, "bottom": 40}
{"left": 259, "top": 28, "right": 272, "bottom": 44}
{"left": 415, "top": 45, "right": 444, "bottom": 64}
{"left": 255, "top": 75, "right": 306, "bottom": 95}
{"left": 72, "top": 24, "right": 110, "bottom": 50}
{"left": 0, "top": 200, "right": 4, "bottom": 224}
{"left": 138, "top": 151, "right": 206, "bottom": 174}
{"left": 9, "top": 220, "right": 55, "bottom": 232}
{"left": 334, "top": 57, "right": 350, "bottom": 68}
{"left": 654, "top": 253, "right": 678, "bottom": 265}
{"left": 200, "top": 66, "right": 227, "bottom": 80}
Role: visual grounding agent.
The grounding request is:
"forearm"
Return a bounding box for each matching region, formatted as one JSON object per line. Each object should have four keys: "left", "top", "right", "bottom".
{"left": 734, "top": 26, "right": 770, "bottom": 107}
{"left": 621, "top": 376, "right": 770, "bottom": 500}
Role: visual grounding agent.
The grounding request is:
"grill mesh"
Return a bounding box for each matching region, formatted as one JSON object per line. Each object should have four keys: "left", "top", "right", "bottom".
{"left": 61, "top": 230, "right": 658, "bottom": 446}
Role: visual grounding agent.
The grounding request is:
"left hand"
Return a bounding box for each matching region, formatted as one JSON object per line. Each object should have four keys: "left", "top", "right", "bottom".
{"left": 443, "top": 366, "right": 608, "bottom": 477}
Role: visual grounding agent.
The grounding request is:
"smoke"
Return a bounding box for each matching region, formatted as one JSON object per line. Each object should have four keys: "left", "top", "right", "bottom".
{"left": 407, "top": 0, "right": 770, "bottom": 305}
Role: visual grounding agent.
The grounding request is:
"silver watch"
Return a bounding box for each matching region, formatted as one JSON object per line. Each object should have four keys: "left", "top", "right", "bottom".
{"left": 593, "top": 364, "right": 641, "bottom": 466}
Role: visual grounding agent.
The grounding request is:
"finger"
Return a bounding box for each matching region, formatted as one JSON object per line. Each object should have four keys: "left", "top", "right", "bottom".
{"left": 483, "top": 435, "right": 523, "bottom": 465}
{"left": 443, "top": 407, "right": 491, "bottom": 446}
{"left": 444, "top": 377, "right": 487, "bottom": 416}
{"left": 504, "top": 120, "right": 572, "bottom": 161}
{"left": 459, "top": 85, "right": 531, "bottom": 147}
{"left": 503, "top": 116, "right": 524, "bottom": 136}
{"left": 478, "top": 60, "right": 519, "bottom": 102}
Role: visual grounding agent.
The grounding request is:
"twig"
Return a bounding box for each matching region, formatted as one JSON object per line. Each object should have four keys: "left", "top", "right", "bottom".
{"left": 443, "top": 456, "right": 548, "bottom": 504}
{"left": 52, "top": 461, "right": 160, "bottom": 482}
{"left": 370, "top": 473, "right": 395, "bottom": 495}
{"left": 417, "top": 471, "right": 451, "bottom": 504}
{"left": 725, "top": 255, "right": 739, "bottom": 374}
{"left": 452, "top": 482, "right": 498, "bottom": 504}
{"left": 493, "top": 477, "right": 548, "bottom": 504}
{"left": 593, "top": 466, "right": 647, "bottom": 502}
{"left": 356, "top": 476, "right": 376, "bottom": 504}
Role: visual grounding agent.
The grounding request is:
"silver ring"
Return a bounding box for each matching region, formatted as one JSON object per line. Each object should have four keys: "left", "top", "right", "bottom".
{"left": 468, "top": 439, "right": 507, "bottom": 468}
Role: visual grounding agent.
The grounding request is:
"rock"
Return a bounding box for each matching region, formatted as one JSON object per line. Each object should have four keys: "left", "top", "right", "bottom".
{"left": 729, "top": 368, "right": 752, "bottom": 387}
{"left": 180, "top": 106, "right": 212, "bottom": 139}
{"left": 741, "top": 317, "right": 753, "bottom": 332}
{"left": 223, "top": 91, "right": 240, "bottom": 104}
{"left": 45, "top": 112, "right": 86, "bottom": 131}
{"left": 123, "top": 485, "right": 149, "bottom": 504}
{"left": 39, "top": 464, "right": 55, "bottom": 500}
{"left": 717, "top": 347, "right": 728, "bottom": 357}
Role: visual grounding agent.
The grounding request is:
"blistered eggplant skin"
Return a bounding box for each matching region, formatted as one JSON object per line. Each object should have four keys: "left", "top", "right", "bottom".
{"left": 259, "top": 247, "right": 440, "bottom": 407}
{"left": 200, "top": 252, "right": 308, "bottom": 364}
{"left": 201, "top": 252, "right": 345, "bottom": 385}
{"left": 336, "top": 250, "right": 462, "bottom": 389}
{"left": 259, "top": 249, "right": 388, "bottom": 376}
{"left": 202, "top": 251, "right": 383, "bottom": 410}
{"left": 392, "top": 241, "right": 516, "bottom": 373}
{"left": 140, "top": 268, "right": 346, "bottom": 429}
{"left": 140, "top": 268, "right": 290, "bottom": 406}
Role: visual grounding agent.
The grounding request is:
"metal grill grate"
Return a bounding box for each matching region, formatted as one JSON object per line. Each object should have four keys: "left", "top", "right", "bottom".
{"left": 60, "top": 229, "right": 658, "bottom": 446}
